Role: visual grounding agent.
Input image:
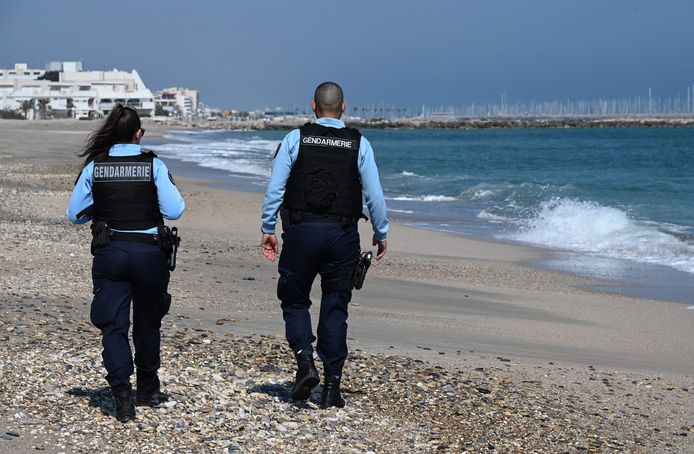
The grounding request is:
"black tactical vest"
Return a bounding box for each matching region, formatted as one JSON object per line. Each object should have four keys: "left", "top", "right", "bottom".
{"left": 283, "top": 123, "right": 363, "bottom": 218}
{"left": 92, "top": 152, "right": 162, "bottom": 230}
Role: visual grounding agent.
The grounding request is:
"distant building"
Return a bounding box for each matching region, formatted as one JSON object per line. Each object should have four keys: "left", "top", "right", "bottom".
{"left": 153, "top": 87, "right": 199, "bottom": 119}
{"left": 0, "top": 63, "right": 44, "bottom": 80}
{"left": 0, "top": 62, "right": 155, "bottom": 119}
{"left": 46, "top": 61, "right": 82, "bottom": 72}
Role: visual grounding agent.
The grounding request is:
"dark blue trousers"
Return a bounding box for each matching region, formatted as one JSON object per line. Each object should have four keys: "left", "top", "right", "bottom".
{"left": 278, "top": 222, "right": 359, "bottom": 378}
{"left": 90, "top": 240, "right": 171, "bottom": 388}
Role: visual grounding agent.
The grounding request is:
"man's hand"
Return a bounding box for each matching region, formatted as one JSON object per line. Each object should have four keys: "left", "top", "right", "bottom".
{"left": 261, "top": 233, "right": 279, "bottom": 261}
{"left": 372, "top": 237, "right": 387, "bottom": 261}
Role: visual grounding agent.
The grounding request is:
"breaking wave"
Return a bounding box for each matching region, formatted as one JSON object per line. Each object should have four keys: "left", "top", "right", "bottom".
{"left": 506, "top": 198, "right": 694, "bottom": 274}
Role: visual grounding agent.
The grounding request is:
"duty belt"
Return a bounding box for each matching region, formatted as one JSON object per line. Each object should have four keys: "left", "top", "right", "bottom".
{"left": 281, "top": 208, "right": 360, "bottom": 228}
{"left": 109, "top": 231, "right": 159, "bottom": 244}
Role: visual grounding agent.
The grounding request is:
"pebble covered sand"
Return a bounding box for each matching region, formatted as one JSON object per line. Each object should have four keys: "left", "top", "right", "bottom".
{"left": 1, "top": 136, "right": 694, "bottom": 453}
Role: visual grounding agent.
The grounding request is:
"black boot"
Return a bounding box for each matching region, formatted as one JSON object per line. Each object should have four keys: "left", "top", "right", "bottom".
{"left": 320, "top": 375, "right": 345, "bottom": 409}
{"left": 136, "top": 373, "right": 160, "bottom": 406}
{"left": 112, "top": 384, "right": 135, "bottom": 422}
{"left": 290, "top": 348, "right": 320, "bottom": 401}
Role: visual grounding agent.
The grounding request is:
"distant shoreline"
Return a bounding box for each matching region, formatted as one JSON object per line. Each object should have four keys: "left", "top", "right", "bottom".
{"left": 4, "top": 115, "right": 694, "bottom": 131}
{"left": 146, "top": 115, "right": 694, "bottom": 131}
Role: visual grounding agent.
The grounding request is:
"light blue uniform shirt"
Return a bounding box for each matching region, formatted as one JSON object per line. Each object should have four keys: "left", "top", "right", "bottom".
{"left": 261, "top": 117, "right": 389, "bottom": 241}
{"left": 66, "top": 143, "right": 185, "bottom": 234}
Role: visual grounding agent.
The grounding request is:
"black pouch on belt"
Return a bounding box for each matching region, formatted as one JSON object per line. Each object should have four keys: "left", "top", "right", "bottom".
{"left": 90, "top": 220, "right": 111, "bottom": 255}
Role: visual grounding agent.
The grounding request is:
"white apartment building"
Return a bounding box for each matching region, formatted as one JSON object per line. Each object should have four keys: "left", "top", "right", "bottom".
{"left": 0, "top": 62, "right": 155, "bottom": 119}
{"left": 154, "top": 87, "right": 199, "bottom": 118}
{"left": 0, "top": 63, "right": 45, "bottom": 80}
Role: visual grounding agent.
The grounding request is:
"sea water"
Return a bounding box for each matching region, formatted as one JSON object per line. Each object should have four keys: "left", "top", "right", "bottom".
{"left": 149, "top": 127, "right": 694, "bottom": 300}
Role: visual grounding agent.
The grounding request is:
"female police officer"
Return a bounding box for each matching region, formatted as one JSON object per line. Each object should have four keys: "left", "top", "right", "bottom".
{"left": 66, "top": 105, "right": 185, "bottom": 422}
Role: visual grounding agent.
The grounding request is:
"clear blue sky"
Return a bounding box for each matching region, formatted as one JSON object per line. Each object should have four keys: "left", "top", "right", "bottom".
{"left": 2, "top": 0, "right": 693, "bottom": 110}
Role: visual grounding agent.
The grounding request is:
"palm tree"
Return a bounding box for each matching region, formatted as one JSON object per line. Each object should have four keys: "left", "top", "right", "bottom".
{"left": 37, "top": 98, "right": 50, "bottom": 119}
{"left": 66, "top": 98, "right": 75, "bottom": 118}
{"left": 20, "top": 100, "right": 33, "bottom": 119}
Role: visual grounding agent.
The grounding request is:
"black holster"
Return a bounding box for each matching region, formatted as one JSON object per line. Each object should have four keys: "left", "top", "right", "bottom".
{"left": 321, "top": 250, "right": 373, "bottom": 293}
{"left": 157, "top": 224, "right": 181, "bottom": 271}
{"left": 353, "top": 251, "right": 373, "bottom": 290}
{"left": 90, "top": 220, "right": 112, "bottom": 255}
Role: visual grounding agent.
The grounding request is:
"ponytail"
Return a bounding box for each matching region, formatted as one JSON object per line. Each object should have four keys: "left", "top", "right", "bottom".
{"left": 79, "top": 104, "right": 141, "bottom": 166}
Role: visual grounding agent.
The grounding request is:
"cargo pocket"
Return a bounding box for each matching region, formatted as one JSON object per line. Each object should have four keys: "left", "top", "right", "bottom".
{"left": 162, "top": 292, "right": 172, "bottom": 316}
{"left": 277, "top": 273, "right": 289, "bottom": 300}
{"left": 89, "top": 286, "right": 109, "bottom": 328}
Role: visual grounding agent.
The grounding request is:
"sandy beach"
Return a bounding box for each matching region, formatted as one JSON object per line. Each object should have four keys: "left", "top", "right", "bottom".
{"left": 1, "top": 119, "right": 693, "bottom": 453}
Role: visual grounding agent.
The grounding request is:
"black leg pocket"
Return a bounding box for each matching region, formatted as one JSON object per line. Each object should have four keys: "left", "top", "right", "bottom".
{"left": 162, "top": 293, "right": 172, "bottom": 316}
{"left": 277, "top": 274, "right": 288, "bottom": 300}
{"left": 89, "top": 286, "right": 109, "bottom": 328}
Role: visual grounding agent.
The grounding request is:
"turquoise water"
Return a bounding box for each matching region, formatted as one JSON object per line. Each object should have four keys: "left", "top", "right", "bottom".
{"left": 150, "top": 127, "right": 694, "bottom": 278}
{"left": 373, "top": 128, "right": 693, "bottom": 227}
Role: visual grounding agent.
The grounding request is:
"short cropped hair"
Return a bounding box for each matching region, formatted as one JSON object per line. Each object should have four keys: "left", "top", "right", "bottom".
{"left": 314, "top": 82, "right": 344, "bottom": 114}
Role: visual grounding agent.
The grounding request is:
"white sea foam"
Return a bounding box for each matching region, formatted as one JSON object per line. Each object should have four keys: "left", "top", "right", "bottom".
{"left": 388, "top": 208, "right": 415, "bottom": 214}
{"left": 462, "top": 186, "right": 498, "bottom": 201}
{"left": 389, "top": 195, "right": 457, "bottom": 202}
{"left": 400, "top": 171, "right": 419, "bottom": 177}
{"left": 476, "top": 209, "right": 511, "bottom": 223}
{"left": 507, "top": 198, "right": 694, "bottom": 274}
{"left": 161, "top": 130, "right": 219, "bottom": 142}
{"left": 149, "top": 135, "right": 278, "bottom": 177}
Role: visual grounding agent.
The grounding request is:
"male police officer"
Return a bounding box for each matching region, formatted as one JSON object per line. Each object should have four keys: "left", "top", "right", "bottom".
{"left": 260, "top": 82, "right": 388, "bottom": 409}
